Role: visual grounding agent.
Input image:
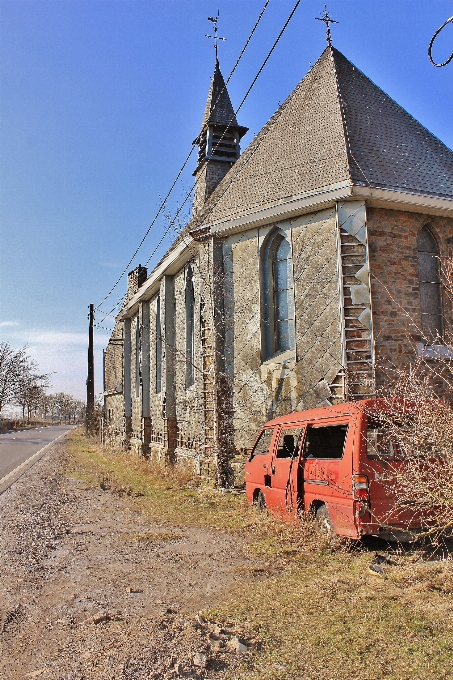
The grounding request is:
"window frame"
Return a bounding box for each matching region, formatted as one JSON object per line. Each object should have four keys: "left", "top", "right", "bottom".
{"left": 185, "top": 265, "right": 195, "bottom": 388}
{"left": 417, "top": 225, "right": 443, "bottom": 342}
{"left": 260, "top": 229, "right": 296, "bottom": 361}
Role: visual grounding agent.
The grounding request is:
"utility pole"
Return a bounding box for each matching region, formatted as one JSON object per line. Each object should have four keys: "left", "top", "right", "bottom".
{"left": 86, "top": 303, "right": 95, "bottom": 432}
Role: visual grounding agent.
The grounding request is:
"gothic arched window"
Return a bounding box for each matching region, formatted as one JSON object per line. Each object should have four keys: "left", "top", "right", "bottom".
{"left": 418, "top": 225, "right": 443, "bottom": 341}
{"left": 185, "top": 266, "right": 195, "bottom": 387}
{"left": 155, "top": 295, "right": 162, "bottom": 393}
{"left": 261, "top": 230, "right": 295, "bottom": 360}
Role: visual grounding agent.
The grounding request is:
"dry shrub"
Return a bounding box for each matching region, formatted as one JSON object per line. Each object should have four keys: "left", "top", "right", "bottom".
{"left": 368, "top": 371, "right": 453, "bottom": 537}
{"left": 369, "top": 255, "right": 453, "bottom": 538}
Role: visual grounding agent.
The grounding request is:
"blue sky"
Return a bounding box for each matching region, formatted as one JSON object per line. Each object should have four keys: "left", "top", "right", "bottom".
{"left": 0, "top": 0, "right": 452, "bottom": 400}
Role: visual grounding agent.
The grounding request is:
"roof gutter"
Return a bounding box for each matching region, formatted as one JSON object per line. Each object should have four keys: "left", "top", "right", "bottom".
{"left": 209, "top": 181, "right": 354, "bottom": 236}
{"left": 207, "top": 183, "right": 453, "bottom": 237}
{"left": 118, "top": 236, "right": 195, "bottom": 320}
{"left": 352, "top": 185, "right": 453, "bottom": 217}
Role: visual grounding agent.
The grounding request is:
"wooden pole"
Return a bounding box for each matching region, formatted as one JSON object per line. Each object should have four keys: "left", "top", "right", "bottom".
{"left": 86, "top": 304, "right": 95, "bottom": 431}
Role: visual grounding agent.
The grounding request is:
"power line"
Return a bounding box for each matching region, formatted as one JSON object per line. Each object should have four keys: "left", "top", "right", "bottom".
{"left": 142, "top": 0, "right": 301, "bottom": 265}
{"left": 95, "top": 0, "right": 271, "bottom": 312}
{"left": 98, "top": 0, "right": 301, "bottom": 332}
{"left": 428, "top": 15, "right": 453, "bottom": 67}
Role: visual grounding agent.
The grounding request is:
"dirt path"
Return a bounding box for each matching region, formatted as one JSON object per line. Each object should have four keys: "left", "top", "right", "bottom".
{"left": 0, "top": 439, "right": 253, "bottom": 679}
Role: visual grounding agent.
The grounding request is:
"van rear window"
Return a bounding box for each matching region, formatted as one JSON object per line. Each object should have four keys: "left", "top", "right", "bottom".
{"left": 303, "top": 424, "right": 348, "bottom": 460}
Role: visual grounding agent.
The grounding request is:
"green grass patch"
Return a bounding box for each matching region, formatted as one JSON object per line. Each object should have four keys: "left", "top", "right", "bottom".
{"left": 65, "top": 430, "right": 259, "bottom": 531}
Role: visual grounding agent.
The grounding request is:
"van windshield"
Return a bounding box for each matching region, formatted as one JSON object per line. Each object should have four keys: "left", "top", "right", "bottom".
{"left": 250, "top": 429, "right": 274, "bottom": 459}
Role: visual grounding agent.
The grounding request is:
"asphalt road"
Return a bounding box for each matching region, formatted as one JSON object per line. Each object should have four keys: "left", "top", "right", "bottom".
{"left": 0, "top": 425, "right": 73, "bottom": 481}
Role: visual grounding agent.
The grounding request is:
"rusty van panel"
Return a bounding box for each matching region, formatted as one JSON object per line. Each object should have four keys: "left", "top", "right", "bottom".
{"left": 245, "top": 399, "right": 429, "bottom": 541}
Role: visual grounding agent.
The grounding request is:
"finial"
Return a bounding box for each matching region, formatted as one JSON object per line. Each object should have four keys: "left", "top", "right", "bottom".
{"left": 206, "top": 10, "right": 226, "bottom": 62}
{"left": 315, "top": 5, "right": 338, "bottom": 46}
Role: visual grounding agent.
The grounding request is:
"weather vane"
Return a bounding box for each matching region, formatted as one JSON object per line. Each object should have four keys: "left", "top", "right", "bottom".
{"left": 206, "top": 10, "right": 226, "bottom": 61}
{"left": 315, "top": 5, "right": 338, "bottom": 46}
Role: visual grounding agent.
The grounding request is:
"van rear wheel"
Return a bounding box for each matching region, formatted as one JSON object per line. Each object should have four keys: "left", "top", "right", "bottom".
{"left": 316, "top": 505, "right": 335, "bottom": 537}
{"left": 254, "top": 490, "right": 266, "bottom": 513}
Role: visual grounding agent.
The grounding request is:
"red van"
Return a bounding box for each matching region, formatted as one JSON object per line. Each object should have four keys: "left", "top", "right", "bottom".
{"left": 245, "top": 399, "right": 421, "bottom": 541}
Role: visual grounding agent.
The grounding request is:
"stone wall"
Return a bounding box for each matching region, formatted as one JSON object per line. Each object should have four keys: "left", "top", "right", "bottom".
{"left": 104, "top": 393, "right": 124, "bottom": 445}
{"left": 367, "top": 207, "right": 453, "bottom": 389}
{"left": 104, "top": 321, "right": 125, "bottom": 445}
{"left": 148, "top": 293, "right": 167, "bottom": 459}
{"left": 193, "top": 161, "right": 234, "bottom": 219}
{"left": 173, "top": 256, "right": 206, "bottom": 471}
{"left": 223, "top": 227, "right": 263, "bottom": 451}
{"left": 292, "top": 207, "right": 343, "bottom": 408}
{"left": 130, "top": 313, "right": 142, "bottom": 452}
{"left": 222, "top": 207, "right": 343, "bottom": 452}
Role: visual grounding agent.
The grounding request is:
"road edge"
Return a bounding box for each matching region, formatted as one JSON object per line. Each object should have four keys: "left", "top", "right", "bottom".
{"left": 0, "top": 429, "right": 72, "bottom": 495}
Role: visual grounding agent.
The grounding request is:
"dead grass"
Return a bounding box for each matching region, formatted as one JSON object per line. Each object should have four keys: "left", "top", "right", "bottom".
{"left": 212, "top": 556, "right": 453, "bottom": 679}
{"left": 65, "top": 430, "right": 258, "bottom": 532}
{"left": 66, "top": 431, "right": 453, "bottom": 680}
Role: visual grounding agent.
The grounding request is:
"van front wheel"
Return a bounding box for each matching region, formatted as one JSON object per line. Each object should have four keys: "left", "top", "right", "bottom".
{"left": 254, "top": 490, "right": 266, "bottom": 513}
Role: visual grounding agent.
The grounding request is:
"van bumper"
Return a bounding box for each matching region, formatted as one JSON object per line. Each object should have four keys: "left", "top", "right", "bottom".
{"left": 378, "top": 527, "right": 424, "bottom": 542}
{"left": 359, "top": 522, "right": 425, "bottom": 542}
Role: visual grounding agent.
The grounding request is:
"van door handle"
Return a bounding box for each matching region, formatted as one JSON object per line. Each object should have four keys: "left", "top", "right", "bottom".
{"left": 271, "top": 466, "right": 276, "bottom": 474}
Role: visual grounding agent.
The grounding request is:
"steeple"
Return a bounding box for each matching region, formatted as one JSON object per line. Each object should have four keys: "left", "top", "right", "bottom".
{"left": 193, "top": 60, "right": 248, "bottom": 216}
{"left": 194, "top": 46, "right": 453, "bottom": 228}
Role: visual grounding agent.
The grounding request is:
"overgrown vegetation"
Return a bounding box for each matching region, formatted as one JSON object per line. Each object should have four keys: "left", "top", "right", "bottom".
{"left": 368, "top": 255, "right": 453, "bottom": 540}
{"left": 66, "top": 430, "right": 453, "bottom": 680}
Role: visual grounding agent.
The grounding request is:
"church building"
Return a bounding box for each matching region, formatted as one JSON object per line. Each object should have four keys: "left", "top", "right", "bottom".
{"left": 103, "top": 44, "right": 453, "bottom": 484}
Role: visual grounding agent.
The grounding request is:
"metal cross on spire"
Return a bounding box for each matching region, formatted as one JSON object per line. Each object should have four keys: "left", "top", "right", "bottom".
{"left": 315, "top": 5, "right": 338, "bottom": 46}
{"left": 206, "top": 10, "right": 226, "bottom": 62}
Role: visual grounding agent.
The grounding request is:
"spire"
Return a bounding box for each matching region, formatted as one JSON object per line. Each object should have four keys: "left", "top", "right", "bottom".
{"left": 200, "top": 60, "right": 239, "bottom": 132}
{"left": 193, "top": 60, "right": 248, "bottom": 215}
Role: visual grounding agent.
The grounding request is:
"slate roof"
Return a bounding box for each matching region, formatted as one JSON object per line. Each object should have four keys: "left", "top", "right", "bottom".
{"left": 334, "top": 49, "right": 453, "bottom": 199}
{"left": 198, "top": 59, "right": 238, "bottom": 135}
{"left": 194, "top": 46, "right": 453, "bottom": 228}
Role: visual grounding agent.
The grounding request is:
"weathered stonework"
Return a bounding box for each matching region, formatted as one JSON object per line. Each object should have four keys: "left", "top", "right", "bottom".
{"left": 102, "top": 45, "right": 453, "bottom": 484}
{"left": 367, "top": 207, "right": 453, "bottom": 389}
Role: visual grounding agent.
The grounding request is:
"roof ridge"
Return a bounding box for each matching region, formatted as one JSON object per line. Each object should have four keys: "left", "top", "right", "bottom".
{"left": 328, "top": 46, "right": 368, "bottom": 187}
{"left": 193, "top": 46, "right": 351, "bottom": 225}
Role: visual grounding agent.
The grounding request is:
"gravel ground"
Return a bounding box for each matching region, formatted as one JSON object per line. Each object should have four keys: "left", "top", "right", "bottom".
{"left": 0, "top": 439, "right": 255, "bottom": 679}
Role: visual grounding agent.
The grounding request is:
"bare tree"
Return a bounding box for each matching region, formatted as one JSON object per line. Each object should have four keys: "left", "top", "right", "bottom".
{"left": 15, "top": 373, "right": 50, "bottom": 422}
{"left": 0, "top": 343, "right": 34, "bottom": 413}
{"left": 50, "top": 392, "right": 85, "bottom": 423}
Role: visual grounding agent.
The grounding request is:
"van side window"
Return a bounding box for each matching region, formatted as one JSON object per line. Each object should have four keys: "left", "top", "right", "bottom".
{"left": 303, "top": 424, "right": 348, "bottom": 460}
{"left": 250, "top": 429, "right": 274, "bottom": 459}
{"left": 366, "top": 421, "right": 396, "bottom": 459}
{"left": 276, "top": 428, "right": 303, "bottom": 458}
